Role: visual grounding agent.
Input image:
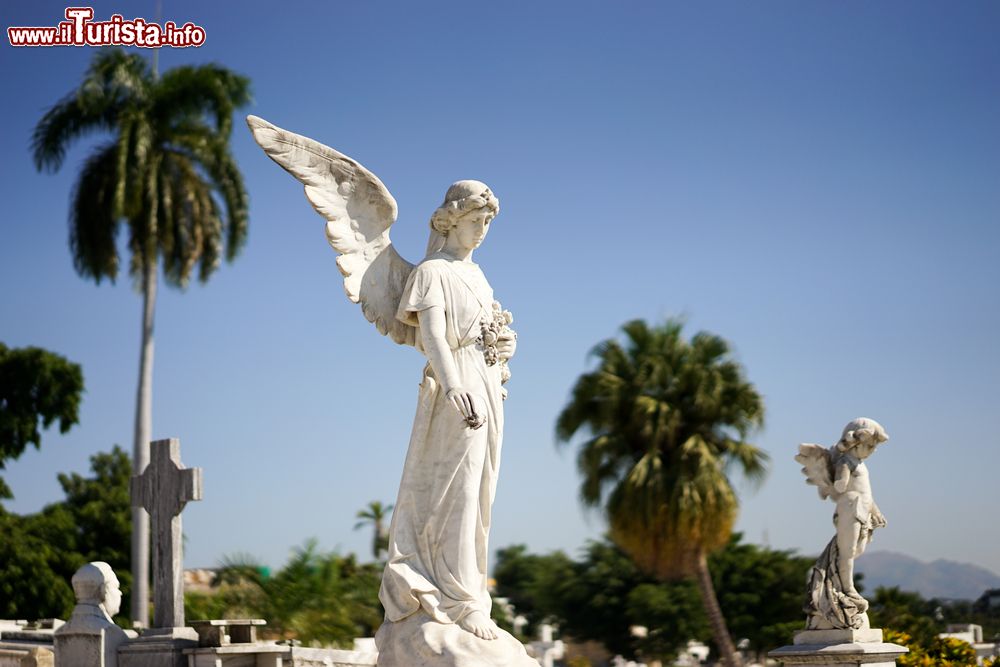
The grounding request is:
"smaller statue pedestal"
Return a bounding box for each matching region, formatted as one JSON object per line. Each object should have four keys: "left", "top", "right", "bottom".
{"left": 769, "top": 629, "right": 908, "bottom": 667}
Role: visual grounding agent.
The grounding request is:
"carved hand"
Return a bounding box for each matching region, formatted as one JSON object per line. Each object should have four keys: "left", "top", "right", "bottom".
{"left": 447, "top": 388, "right": 486, "bottom": 430}
{"left": 496, "top": 330, "right": 517, "bottom": 361}
{"left": 833, "top": 463, "right": 850, "bottom": 494}
{"left": 871, "top": 504, "right": 887, "bottom": 528}
{"left": 418, "top": 307, "right": 485, "bottom": 429}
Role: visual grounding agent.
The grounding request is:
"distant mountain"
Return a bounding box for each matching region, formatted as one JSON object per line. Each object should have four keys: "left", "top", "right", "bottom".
{"left": 855, "top": 551, "right": 1000, "bottom": 600}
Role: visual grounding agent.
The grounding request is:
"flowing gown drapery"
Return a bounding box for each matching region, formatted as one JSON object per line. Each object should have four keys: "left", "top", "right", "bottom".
{"left": 380, "top": 254, "right": 505, "bottom": 626}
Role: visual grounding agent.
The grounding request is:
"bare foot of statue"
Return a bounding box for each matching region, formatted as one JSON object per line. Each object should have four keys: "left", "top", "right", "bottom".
{"left": 459, "top": 611, "right": 499, "bottom": 640}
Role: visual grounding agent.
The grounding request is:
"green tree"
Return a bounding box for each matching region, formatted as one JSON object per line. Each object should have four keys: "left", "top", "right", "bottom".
{"left": 556, "top": 319, "right": 767, "bottom": 667}
{"left": 494, "top": 539, "right": 705, "bottom": 663}
{"left": 0, "top": 343, "right": 84, "bottom": 498}
{"left": 52, "top": 447, "right": 133, "bottom": 574}
{"left": 495, "top": 535, "right": 810, "bottom": 662}
{"left": 870, "top": 587, "right": 940, "bottom": 646}
{"left": 559, "top": 541, "right": 698, "bottom": 661}
{"left": 707, "top": 535, "right": 812, "bottom": 660}
{"left": 353, "top": 500, "right": 393, "bottom": 560}
{"left": 870, "top": 586, "right": 1000, "bottom": 651}
{"left": 626, "top": 580, "right": 706, "bottom": 661}
{"left": 0, "top": 512, "right": 75, "bottom": 618}
{"left": 188, "top": 542, "right": 383, "bottom": 646}
{"left": 493, "top": 544, "right": 577, "bottom": 638}
{"left": 188, "top": 552, "right": 270, "bottom": 622}
{"left": 32, "top": 49, "right": 251, "bottom": 624}
{"left": 0, "top": 447, "right": 132, "bottom": 620}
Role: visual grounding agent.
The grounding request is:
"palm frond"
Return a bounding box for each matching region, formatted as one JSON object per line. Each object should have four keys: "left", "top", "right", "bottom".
{"left": 721, "top": 438, "right": 769, "bottom": 488}
{"left": 32, "top": 49, "right": 150, "bottom": 173}
{"left": 167, "top": 124, "right": 249, "bottom": 262}
{"left": 32, "top": 93, "right": 117, "bottom": 172}
{"left": 80, "top": 49, "right": 150, "bottom": 104}
{"left": 68, "top": 142, "right": 121, "bottom": 282}
{"left": 153, "top": 64, "right": 251, "bottom": 136}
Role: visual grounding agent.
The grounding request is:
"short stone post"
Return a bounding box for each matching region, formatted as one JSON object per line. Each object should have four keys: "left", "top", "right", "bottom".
{"left": 118, "top": 439, "right": 203, "bottom": 667}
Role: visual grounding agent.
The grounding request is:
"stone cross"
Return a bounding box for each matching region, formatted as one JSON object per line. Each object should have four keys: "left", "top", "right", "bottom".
{"left": 130, "top": 438, "right": 203, "bottom": 630}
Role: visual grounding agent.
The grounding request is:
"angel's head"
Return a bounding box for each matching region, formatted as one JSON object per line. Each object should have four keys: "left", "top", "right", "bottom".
{"left": 429, "top": 181, "right": 500, "bottom": 252}
{"left": 836, "top": 417, "right": 889, "bottom": 460}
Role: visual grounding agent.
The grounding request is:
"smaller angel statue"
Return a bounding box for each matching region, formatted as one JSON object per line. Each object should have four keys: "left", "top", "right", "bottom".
{"left": 795, "top": 417, "right": 890, "bottom": 630}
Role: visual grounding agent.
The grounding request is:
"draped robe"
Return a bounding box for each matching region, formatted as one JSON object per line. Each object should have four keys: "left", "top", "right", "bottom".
{"left": 381, "top": 255, "right": 503, "bottom": 624}
{"left": 376, "top": 255, "right": 536, "bottom": 667}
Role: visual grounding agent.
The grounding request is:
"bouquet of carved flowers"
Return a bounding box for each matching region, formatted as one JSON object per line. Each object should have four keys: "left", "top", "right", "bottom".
{"left": 479, "top": 301, "right": 514, "bottom": 385}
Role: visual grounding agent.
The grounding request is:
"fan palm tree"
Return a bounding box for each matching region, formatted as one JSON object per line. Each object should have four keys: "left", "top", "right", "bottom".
{"left": 354, "top": 500, "right": 393, "bottom": 560}
{"left": 32, "top": 49, "right": 251, "bottom": 625}
{"left": 556, "top": 319, "right": 767, "bottom": 667}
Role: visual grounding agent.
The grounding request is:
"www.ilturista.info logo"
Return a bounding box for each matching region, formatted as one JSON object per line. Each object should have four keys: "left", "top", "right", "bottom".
{"left": 8, "top": 7, "right": 206, "bottom": 48}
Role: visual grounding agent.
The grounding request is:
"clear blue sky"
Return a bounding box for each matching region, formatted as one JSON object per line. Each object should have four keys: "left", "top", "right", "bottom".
{"left": 2, "top": 1, "right": 998, "bottom": 574}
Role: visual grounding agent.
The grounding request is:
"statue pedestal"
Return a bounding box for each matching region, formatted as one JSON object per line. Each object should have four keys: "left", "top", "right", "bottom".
{"left": 118, "top": 627, "right": 198, "bottom": 667}
{"left": 375, "top": 611, "right": 537, "bottom": 667}
{"left": 769, "top": 629, "right": 908, "bottom": 667}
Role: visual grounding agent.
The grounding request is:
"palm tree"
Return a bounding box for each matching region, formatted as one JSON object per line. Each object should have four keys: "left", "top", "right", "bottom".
{"left": 32, "top": 49, "right": 251, "bottom": 625}
{"left": 556, "top": 319, "right": 767, "bottom": 667}
{"left": 354, "top": 500, "right": 393, "bottom": 560}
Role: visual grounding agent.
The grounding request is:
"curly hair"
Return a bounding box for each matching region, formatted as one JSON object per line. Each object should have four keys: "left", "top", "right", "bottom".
{"left": 836, "top": 417, "right": 889, "bottom": 452}
{"left": 429, "top": 180, "right": 500, "bottom": 234}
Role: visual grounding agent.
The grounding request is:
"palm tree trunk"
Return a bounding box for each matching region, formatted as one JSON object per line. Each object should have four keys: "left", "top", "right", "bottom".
{"left": 694, "top": 551, "right": 741, "bottom": 667}
{"left": 373, "top": 518, "right": 383, "bottom": 560}
{"left": 130, "top": 259, "right": 156, "bottom": 626}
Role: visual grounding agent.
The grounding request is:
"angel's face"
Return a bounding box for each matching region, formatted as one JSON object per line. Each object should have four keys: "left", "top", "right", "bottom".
{"left": 452, "top": 208, "right": 493, "bottom": 251}
{"left": 852, "top": 434, "right": 881, "bottom": 460}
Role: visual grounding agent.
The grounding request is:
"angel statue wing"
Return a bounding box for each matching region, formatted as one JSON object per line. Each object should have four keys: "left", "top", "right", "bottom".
{"left": 795, "top": 443, "right": 835, "bottom": 499}
{"left": 246, "top": 115, "right": 416, "bottom": 346}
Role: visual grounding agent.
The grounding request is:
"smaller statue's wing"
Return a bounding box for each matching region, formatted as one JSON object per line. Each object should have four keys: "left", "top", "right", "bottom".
{"left": 246, "top": 115, "right": 415, "bottom": 346}
{"left": 795, "top": 443, "right": 835, "bottom": 499}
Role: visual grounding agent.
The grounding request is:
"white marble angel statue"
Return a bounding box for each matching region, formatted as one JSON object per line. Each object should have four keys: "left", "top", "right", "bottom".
{"left": 247, "top": 116, "right": 536, "bottom": 667}
{"left": 795, "top": 417, "right": 890, "bottom": 631}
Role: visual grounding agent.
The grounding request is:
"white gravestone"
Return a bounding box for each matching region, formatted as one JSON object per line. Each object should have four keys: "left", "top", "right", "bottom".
{"left": 528, "top": 625, "right": 564, "bottom": 667}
